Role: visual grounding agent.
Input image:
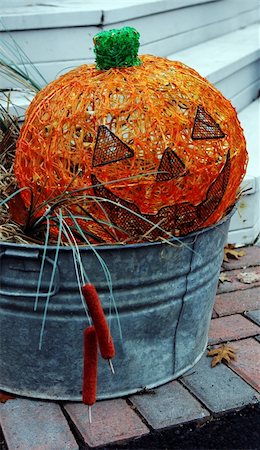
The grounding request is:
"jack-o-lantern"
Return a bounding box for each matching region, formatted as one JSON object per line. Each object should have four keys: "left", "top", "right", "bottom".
{"left": 14, "top": 27, "right": 248, "bottom": 243}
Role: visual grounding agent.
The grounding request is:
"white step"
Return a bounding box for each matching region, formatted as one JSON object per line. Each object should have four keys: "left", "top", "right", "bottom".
{"left": 168, "top": 24, "right": 260, "bottom": 111}
{"left": 1, "top": 23, "right": 259, "bottom": 118}
{"left": 228, "top": 99, "right": 260, "bottom": 245}
{"left": 3, "top": 26, "right": 259, "bottom": 120}
{"left": 1, "top": 0, "right": 259, "bottom": 89}
{"left": 0, "top": 90, "right": 34, "bottom": 122}
{"left": 0, "top": 0, "right": 239, "bottom": 30}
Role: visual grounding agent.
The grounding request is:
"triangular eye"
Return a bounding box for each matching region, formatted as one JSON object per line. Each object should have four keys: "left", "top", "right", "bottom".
{"left": 92, "top": 125, "right": 134, "bottom": 167}
{"left": 192, "top": 106, "right": 225, "bottom": 140}
{"left": 156, "top": 147, "right": 186, "bottom": 181}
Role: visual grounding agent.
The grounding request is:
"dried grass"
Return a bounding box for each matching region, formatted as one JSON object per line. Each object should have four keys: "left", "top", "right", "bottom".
{"left": 0, "top": 108, "right": 33, "bottom": 243}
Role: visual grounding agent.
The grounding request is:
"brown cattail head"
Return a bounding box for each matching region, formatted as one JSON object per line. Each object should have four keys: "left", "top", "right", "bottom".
{"left": 82, "top": 326, "right": 98, "bottom": 406}
{"left": 82, "top": 284, "right": 115, "bottom": 360}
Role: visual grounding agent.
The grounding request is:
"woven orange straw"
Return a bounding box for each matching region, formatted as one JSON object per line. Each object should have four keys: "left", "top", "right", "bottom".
{"left": 14, "top": 28, "right": 248, "bottom": 243}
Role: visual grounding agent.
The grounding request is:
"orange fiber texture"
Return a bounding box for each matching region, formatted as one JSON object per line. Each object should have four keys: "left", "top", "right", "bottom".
{"left": 14, "top": 55, "right": 248, "bottom": 242}
{"left": 82, "top": 326, "right": 98, "bottom": 406}
{"left": 82, "top": 284, "right": 115, "bottom": 360}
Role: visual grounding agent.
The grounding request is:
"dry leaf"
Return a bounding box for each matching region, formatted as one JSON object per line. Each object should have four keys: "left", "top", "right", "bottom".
{"left": 219, "top": 272, "right": 231, "bottom": 283}
{"left": 207, "top": 344, "right": 236, "bottom": 367}
{"left": 0, "top": 390, "right": 16, "bottom": 403}
{"left": 223, "top": 244, "right": 245, "bottom": 263}
{"left": 237, "top": 271, "right": 260, "bottom": 284}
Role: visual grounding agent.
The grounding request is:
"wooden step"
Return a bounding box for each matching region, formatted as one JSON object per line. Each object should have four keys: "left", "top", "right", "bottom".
{"left": 1, "top": 0, "right": 258, "bottom": 89}
{"left": 228, "top": 99, "right": 260, "bottom": 245}
{"left": 0, "top": 0, "right": 232, "bottom": 30}
{"left": 168, "top": 24, "right": 260, "bottom": 111}
{"left": 2, "top": 23, "right": 259, "bottom": 119}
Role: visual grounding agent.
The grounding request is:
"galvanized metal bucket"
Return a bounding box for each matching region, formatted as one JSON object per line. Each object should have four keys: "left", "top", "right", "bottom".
{"left": 0, "top": 213, "right": 232, "bottom": 400}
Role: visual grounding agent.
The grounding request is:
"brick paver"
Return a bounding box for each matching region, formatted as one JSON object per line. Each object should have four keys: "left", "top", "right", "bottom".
{"left": 208, "top": 314, "right": 260, "bottom": 344}
{"left": 222, "top": 246, "right": 260, "bottom": 271}
{"left": 217, "top": 267, "right": 260, "bottom": 294}
{"left": 214, "top": 287, "right": 260, "bottom": 316}
{"left": 245, "top": 310, "right": 260, "bottom": 326}
{"left": 64, "top": 399, "right": 149, "bottom": 447}
{"left": 212, "top": 309, "right": 218, "bottom": 318}
{"left": 0, "top": 399, "right": 78, "bottom": 450}
{"left": 130, "top": 381, "right": 209, "bottom": 430}
{"left": 230, "top": 338, "right": 260, "bottom": 392}
{"left": 181, "top": 354, "right": 259, "bottom": 413}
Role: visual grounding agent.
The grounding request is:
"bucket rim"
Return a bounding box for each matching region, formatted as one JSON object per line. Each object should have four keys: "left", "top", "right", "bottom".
{"left": 0, "top": 206, "right": 235, "bottom": 252}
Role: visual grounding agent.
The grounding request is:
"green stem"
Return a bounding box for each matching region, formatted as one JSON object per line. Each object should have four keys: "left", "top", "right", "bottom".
{"left": 93, "top": 27, "right": 141, "bottom": 70}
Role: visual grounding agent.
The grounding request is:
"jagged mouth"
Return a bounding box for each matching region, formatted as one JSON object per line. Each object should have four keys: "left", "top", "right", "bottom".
{"left": 91, "top": 150, "right": 230, "bottom": 239}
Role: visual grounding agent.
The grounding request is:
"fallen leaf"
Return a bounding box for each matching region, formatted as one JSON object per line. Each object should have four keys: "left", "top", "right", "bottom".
{"left": 207, "top": 344, "right": 236, "bottom": 367}
{"left": 223, "top": 244, "right": 246, "bottom": 263}
{"left": 237, "top": 271, "right": 260, "bottom": 284}
{"left": 0, "top": 391, "right": 16, "bottom": 403}
{"left": 135, "top": 387, "right": 156, "bottom": 396}
{"left": 219, "top": 272, "right": 231, "bottom": 283}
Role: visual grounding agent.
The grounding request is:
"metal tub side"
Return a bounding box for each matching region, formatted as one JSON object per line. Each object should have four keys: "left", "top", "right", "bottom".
{"left": 0, "top": 215, "right": 230, "bottom": 400}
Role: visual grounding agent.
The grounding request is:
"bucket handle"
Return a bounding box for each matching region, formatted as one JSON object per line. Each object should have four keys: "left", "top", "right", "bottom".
{"left": 0, "top": 249, "right": 60, "bottom": 297}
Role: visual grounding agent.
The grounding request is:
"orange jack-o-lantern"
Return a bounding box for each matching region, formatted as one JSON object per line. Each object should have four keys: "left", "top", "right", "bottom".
{"left": 14, "top": 27, "right": 247, "bottom": 243}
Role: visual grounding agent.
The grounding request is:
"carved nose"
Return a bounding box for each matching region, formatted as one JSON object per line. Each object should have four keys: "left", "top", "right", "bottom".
{"left": 156, "top": 147, "right": 186, "bottom": 182}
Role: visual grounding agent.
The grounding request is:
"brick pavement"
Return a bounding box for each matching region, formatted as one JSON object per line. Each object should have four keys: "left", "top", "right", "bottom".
{"left": 1, "top": 245, "right": 259, "bottom": 449}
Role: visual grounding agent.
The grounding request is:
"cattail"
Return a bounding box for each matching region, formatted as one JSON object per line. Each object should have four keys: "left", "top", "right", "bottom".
{"left": 82, "top": 283, "right": 115, "bottom": 360}
{"left": 82, "top": 326, "right": 98, "bottom": 406}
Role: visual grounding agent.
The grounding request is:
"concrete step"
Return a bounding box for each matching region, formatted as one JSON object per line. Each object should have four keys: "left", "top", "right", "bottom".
{"left": 0, "top": 0, "right": 259, "bottom": 88}
{"left": 168, "top": 23, "right": 260, "bottom": 112}
{"left": 228, "top": 99, "right": 260, "bottom": 245}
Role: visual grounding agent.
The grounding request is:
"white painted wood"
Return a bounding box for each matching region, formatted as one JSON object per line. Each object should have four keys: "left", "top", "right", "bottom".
{"left": 240, "top": 177, "right": 256, "bottom": 196}
{"left": 215, "top": 61, "right": 260, "bottom": 101}
{"left": 2, "top": 24, "right": 259, "bottom": 119}
{"left": 239, "top": 5, "right": 260, "bottom": 28}
{"left": 228, "top": 219, "right": 260, "bottom": 245}
{"left": 1, "top": 0, "right": 258, "bottom": 95}
{"left": 231, "top": 80, "right": 260, "bottom": 112}
{"left": 0, "top": 26, "right": 100, "bottom": 63}
{"left": 103, "top": 1, "right": 257, "bottom": 48}
{"left": 230, "top": 193, "right": 260, "bottom": 231}
{"left": 0, "top": 59, "right": 93, "bottom": 91}
{"left": 0, "top": 0, "right": 255, "bottom": 35}
{"left": 168, "top": 24, "right": 260, "bottom": 84}
{"left": 239, "top": 99, "right": 260, "bottom": 183}
{"left": 0, "top": 90, "right": 34, "bottom": 120}
{"left": 102, "top": 0, "right": 219, "bottom": 24}
{"left": 0, "top": 7, "right": 102, "bottom": 31}
{"left": 2, "top": 59, "right": 258, "bottom": 112}
{"left": 1, "top": 0, "right": 36, "bottom": 5}
{"left": 1, "top": 4, "right": 257, "bottom": 80}
{"left": 1, "top": 1, "right": 242, "bottom": 62}
{"left": 166, "top": 24, "right": 260, "bottom": 110}
{"left": 1, "top": 41, "right": 258, "bottom": 109}
{"left": 228, "top": 99, "right": 260, "bottom": 244}
{"left": 0, "top": 0, "right": 221, "bottom": 30}
{"left": 141, "top": 6, "right": 259, "bottom": 56}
